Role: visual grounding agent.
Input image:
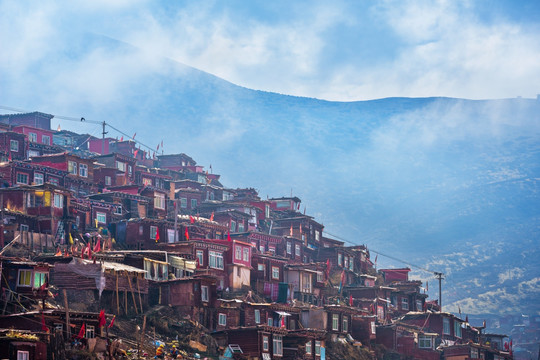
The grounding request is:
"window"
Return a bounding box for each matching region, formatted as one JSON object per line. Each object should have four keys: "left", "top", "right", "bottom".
{"left": 20, "top": 224, "right": 29, "bottom": 232}
{"left": 259, "top": 245, "right": 265, "bottom": 253}
{"left": 18, "top": 269, "right": 32, "bottom": 287}
{"left": 443, "top": 318, "right": 450, "bottom": 335}
{"left": 180, "top": 198, "right": 187, "bottom": 208}
{"left": 16, "top": 173, "right": 28, "bottom": 185}
{"left": 268, "top": 318, "right": 273, "bottom": 326}
{"left": 338, "top": 253, "right": 343, "bottom": 266}
{"left": 315, "top": 341, "right": 321, "bottom": 355}
{"left": 116, "top": 161, "right": 126, "bottom": 172}
{"left": 10, "top": 140, "right": 18, "bottom": 152}
{"left": 53, "top": 193, "right": 63, "bottom": 208}
{"left": 114, "top": 206, "right": 122, "bottom": 215}
{"left": 471, "top": 348, "right": 479, "bottom": 359}
{"left": 54, "top": 323, "right": 63, "bottom": 331}
{"left": 271, "top": 266, "right": 279, "bottom": 280}
{"left": 105, "top": 176, "right": 112, "bottom": 186}
{"left": 142, "top": 177, "right": 152, "bottom": 186}
{"left": 139, "top": 225, "right": 144, "bottom": 235}
{"left": 332, "top": 314, "right": 339, "bottom": 331}
{"left": 48, "top": 177, "right": 59, "bottom": 186}
{"left": 86, "top": 325, "right": 95, "bottom": 339}
{"left": 286, "top": 242, "right": 292, "bottom": 254}
{"left": 317, "top": 271, "right": 324, "bottom": 282}
{"left": 315, "top": 230, "right": 320, "bottom": 241}
{"left": 257, "top": 264, "right": 265, "bottom": 271}
{"left": 349, "top": 259, "right": 354, "bottom": 271}
{"left": 128, "top": 165, "right": 132, "bottom": 176}
{"left": 416, "top": 300, "right": 423, "bottom": 311}
{"left": 419, "top": 335, "right": 432, "bottom": 349}
{"left": 273, "top": 335, "right": 283, "bottom": 356}
{"left": 295, "top": 244, "right": 300, "bottom": 256}
{"left": 191, "top": 198, "right": 197, "bottom": 209}
{"left": 235, "top": 246, "right": 242, "bottom": 260}
{"left": 34, "top": 173, "right": 44, "bottom": 185}
{"left": 209, "top": 251, "right": 224, "bottom": 270}
{"left": 41, "top": 135, "right": 50, "bottom": 145}
{"left": 28, "top": 150, "right": 39, "bottom": 158}
{"left": 68, "top": 161, "right": 77, "bottom": 175}
{"left": 344, "top": 256, "right": 349, "bottom": 269}
{"left": 33, "top": 272, "right": 47, "bottom": 288}
{"left": 306, "top": 341, "right": 312, "bottom": 355}
{"left": 255, "top": 309, "right": 261, "bottom": 324}
{"left": 343, "top": 317, "right": 348, "bottom": 332}
{"left": 17, "top": 351, "right": 29, "bottom": 360}
{"left": 238, "top": 222, "right": 244, "bottom": 232}
{"left": 196, "top": 250, "right": 204, "bottom": 266}
{"left": 230, "top": 220, "right": 236, "bottom": 232}
{"left": 371, "top": 321, "right": 376, "bottom": 334}
{"left": 29, "top": 132, "right": 37, "bottom": 142}
{"left": 150, "top": 226, "right": 158, "bottom": 240}
{"left": 201, "top": 285, "right": 209, "bottom": 302}
{"left": 263, "top": 335, "right": 269, "bottom": 351}
{"left": 154, "top": 194, "right": 165, "bottom": 210}
{"left": 243, "top": 248, "right": 249, "bottom": 262}
{"left": 401, "top": 297, "right": 409, "bottom": 310}
{"left": 218, "top": 313, "right": 226, "bottom": 326}
{"left": 79, "top": 163, "right": 88, "bottom": 177}
{"left": 454, "top": 320, "right": 462, "bottom": 338}
{"left": 96, "top": 212, "right": 106, "bottom": 224}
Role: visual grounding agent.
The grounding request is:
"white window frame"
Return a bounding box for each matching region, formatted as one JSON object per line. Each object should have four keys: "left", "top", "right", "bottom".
{"left": 10, "top": 140, "right": 19, "bottom": 152}
{"left": 295, "top": 244, "right": 300, "bottom": 256}
{"left": 201, "top": 285, "right": 209, "bottom": 302}
{"left": 235, "top": 246, "right": 242, "bottom": 260}
{"left": 230, "top": 220, "right": 236, "bottom": 232}
{"left": 338, "top": 253, "right": 343, "bottom": 266}
{"left": 271, "top": 266, "right": 279, "bottom": 280}
{"left": 79, "top": 163, "right": 88, "bottom": 177}
{"left": 273, "top": 335, "right": 283, "bottom": 356}
{"left": 343, "top": 317, "right": 348, "bottom": 333}
{"left": 53, "top": 193, "right": 63, "bottom": 208}
{"left": 180, "top": 198, "right": 187, "bottom": 208}
{"left": 243, "top": 247, "right": 249, "bottom": 262}
{"left": 443, "top": 317, "right": 451, "bottom": 335}
{"left": 116, "top": 161, "right": 126, "bottom": 172}
{"left": 218, "top": 313, "right": 227, "bottom": 326}
{"left": 17, "top": 351, "right": 29, "bottom": 360}
{"left": 34, "top": 172, "right": 44, "bottom": 185}
{"left": 454, "top": 320, "right": 462, "bottom": 338}
{"left": 332, "top": 314, "right": 339, "bottom": 331}
{"left": 254, "top": 309, "right": 261, "bottom": 324}
{"left": 16, "top": 172, "right": 28, "bottom": 185}
{"left": 96, "top": 212, "right": 106, "bottom": 224}
{"left": 268, "top": 318, "right": 273, "bottom": 326}
{"left": 419, "top": 335, "right": 433, "bottom": 349}
{"left": 286, "top": 242, "right": 291, "bottom": 254}
{"left": 86, "top": 325, "right": 95, "bottom": 339}
{"left": 191, "top": 198, "right": 197, "bottom": 209}
{"left": 68, "top": 161, "right": 77, "bottom": 175}
{"left": 150, "top": 226, "right": 158, "bottom": 240}
{"left": 28, "top": 132, "right": 37, "bottom": 142}
{"left": 105, "top": 176, "right": 112, "bottom": 186}
{"left": 196, "top": 250, "right": 204, "bottom": 266}
{"left": 315, "top": 341, "right": 321, "bottom": 355}
{"left": 263, "top": 335, "right": 269, "bottom": 351}
{"left": 33, "top": 271, "right": 47, "bottom": 289}
{"left": 114, "top": 206, "right": 122, "bottom": 215}
{"left": 317, "top": 271, "right": 324, "bottom": 282}
{"left": 154, "top": 194, "right": 165, "bottom": 210}
{"left": 41, "top": 135, "right": 50, "bottom": 145}
{"left": 209, "top": 251, "right": 224, "bottom": 270}
{"left": 17, "top": 269, "right": 32, "bottom": 287}
{"left": 306, "top": 341, "right": 312, "bottom": 355}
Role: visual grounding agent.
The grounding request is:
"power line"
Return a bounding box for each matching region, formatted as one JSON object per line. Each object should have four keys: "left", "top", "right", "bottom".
{"left": 0, "top": 105, "right": 159, "bottom": 155}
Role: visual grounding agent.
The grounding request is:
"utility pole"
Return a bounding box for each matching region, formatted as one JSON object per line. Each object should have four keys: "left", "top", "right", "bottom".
{"left": 173, "top": 199, "right": 178, "bottom": 243}
{"left": 101, "top": 121, "right": 107, "bottom": 155}
{"left": 435, "top": 272, "right": 444, "bottom": 312}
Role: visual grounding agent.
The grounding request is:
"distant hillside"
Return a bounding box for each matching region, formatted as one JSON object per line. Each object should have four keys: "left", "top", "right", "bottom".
{"left": 1, "top": 33, "right": 539, "bottom": 315}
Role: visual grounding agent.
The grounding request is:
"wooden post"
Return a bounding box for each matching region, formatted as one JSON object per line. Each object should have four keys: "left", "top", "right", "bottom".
{"left": 116, "top": 273, "right": 120, "bottom": 315}
{"left": 136, "top": 276, "right": 143, "bottom": 314}
{"left": 63, "top": 289, "right": 71, "bottom": 339}
{"left": 124, "top": 289, "right": 128, "bottom": 315}
{"left": 127, "top": 275, "right": 138, "bottom": 314}
{"left": 141, "top": 315, "right": 147, "bottom": 357}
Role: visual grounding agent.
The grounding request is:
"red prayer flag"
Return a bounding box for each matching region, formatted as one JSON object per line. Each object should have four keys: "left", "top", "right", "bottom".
{"left": 155, "top": 227, "right": 160, "bottom": 243}
{"left": 93, "top": 238, "right": 101, "bottom": 253}
{"left": 41, "top": 312, "right": 49, "bottom": 332}
{"left": 55, "top": 247, "right": 62, "bottom": 256}
{"left": 349, "top": 294, "right": 353, "bottom": 307}
{"left": 326, "top": 259, "right": 331, "bottom": 278}
{"left": 210, "top": 212, "right": 214, "bottom": 221}
{"left": 120, "top": 136, "right": 123, "bottom": 142}
{"left": 77, "top": 323, "right": 86, "bottom": 339}
{"left": 227, "top": 231, "right": 231, "bottom": 242}
{"left": 289, "top": 224, "right": 293, "bottom": 236}
{"left": 134, "top": 149, "right": 139, "bottom": 158}
{"left": 87, "top": 242, "right": 92, "bottom": 259}
{"left": 281, "top": 317, "right": 285, "bottom": 328}
{"left": 190, "top": 215, "right": 195, "bottom": 224}
{"left": 108, "top": 315, "right": 116, "bottom": 328}
{"left": 98, "top": 310, "right": 106, "bottom": 327}
{"left": 185, "top": 227, "right": 189, "bottom": 241}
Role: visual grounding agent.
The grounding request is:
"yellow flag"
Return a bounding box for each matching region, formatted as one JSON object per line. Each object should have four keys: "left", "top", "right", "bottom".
{"left": 94, "top": 218, "right": 98, "bottom": 228}
{"left": 69, "top": 233, "right": 74, "bottom": 245}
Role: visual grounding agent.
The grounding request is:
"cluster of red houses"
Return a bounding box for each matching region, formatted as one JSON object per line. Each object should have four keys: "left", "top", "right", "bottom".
{"left": 0, "top": 111, "right": 513, "bottom": 359}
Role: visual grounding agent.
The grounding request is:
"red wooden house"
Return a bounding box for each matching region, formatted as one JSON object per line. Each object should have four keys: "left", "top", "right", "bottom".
{"left": 0, "top": 161, "right": 66, "bottom": 187}
{"left": 93, "top": 153, "right": 137, "bottom": 186}
{"left": 247, "top": 232, "right": 283, "bottom": 255}
{"left": 251, "top": 253, "right": 287, "bottom": 302}
{"left": 285, "top": 263, "right": 326, "bottom": 306}
{"left": 12, "top": 125, "right": 53, "bottom": 146}
{"left": 376, "top": 322, "right": 441, "bottom": 360}
{"left": 140, "top": 186, "right": 168, "bottom": 220}
{"left": 399, "top": 312, "right": 468, "bottom": 344}
{"left": 0, "top": 131, "right": 27, "bottom": 161}
{"left": 0, "top": 111, "right": 53, "bottom": 130}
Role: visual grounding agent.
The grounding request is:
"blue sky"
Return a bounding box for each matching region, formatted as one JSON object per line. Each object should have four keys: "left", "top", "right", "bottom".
{"left": 1, "top": 0, "right": 539, "bottom": 101}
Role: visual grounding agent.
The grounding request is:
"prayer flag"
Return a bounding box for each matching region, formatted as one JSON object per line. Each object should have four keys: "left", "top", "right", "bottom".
{"left": 77, "top": 323, "right": 86, "bottom": 339}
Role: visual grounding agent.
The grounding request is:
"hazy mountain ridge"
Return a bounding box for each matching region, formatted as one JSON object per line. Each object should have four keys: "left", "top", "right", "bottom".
{"left": 2, "top": 33, "right": 539, "bottom": 315}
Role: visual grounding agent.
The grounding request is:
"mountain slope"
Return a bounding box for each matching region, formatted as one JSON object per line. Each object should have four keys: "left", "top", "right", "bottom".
{"left": 1, "top": 33, "right": 539, "bottom": 315}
